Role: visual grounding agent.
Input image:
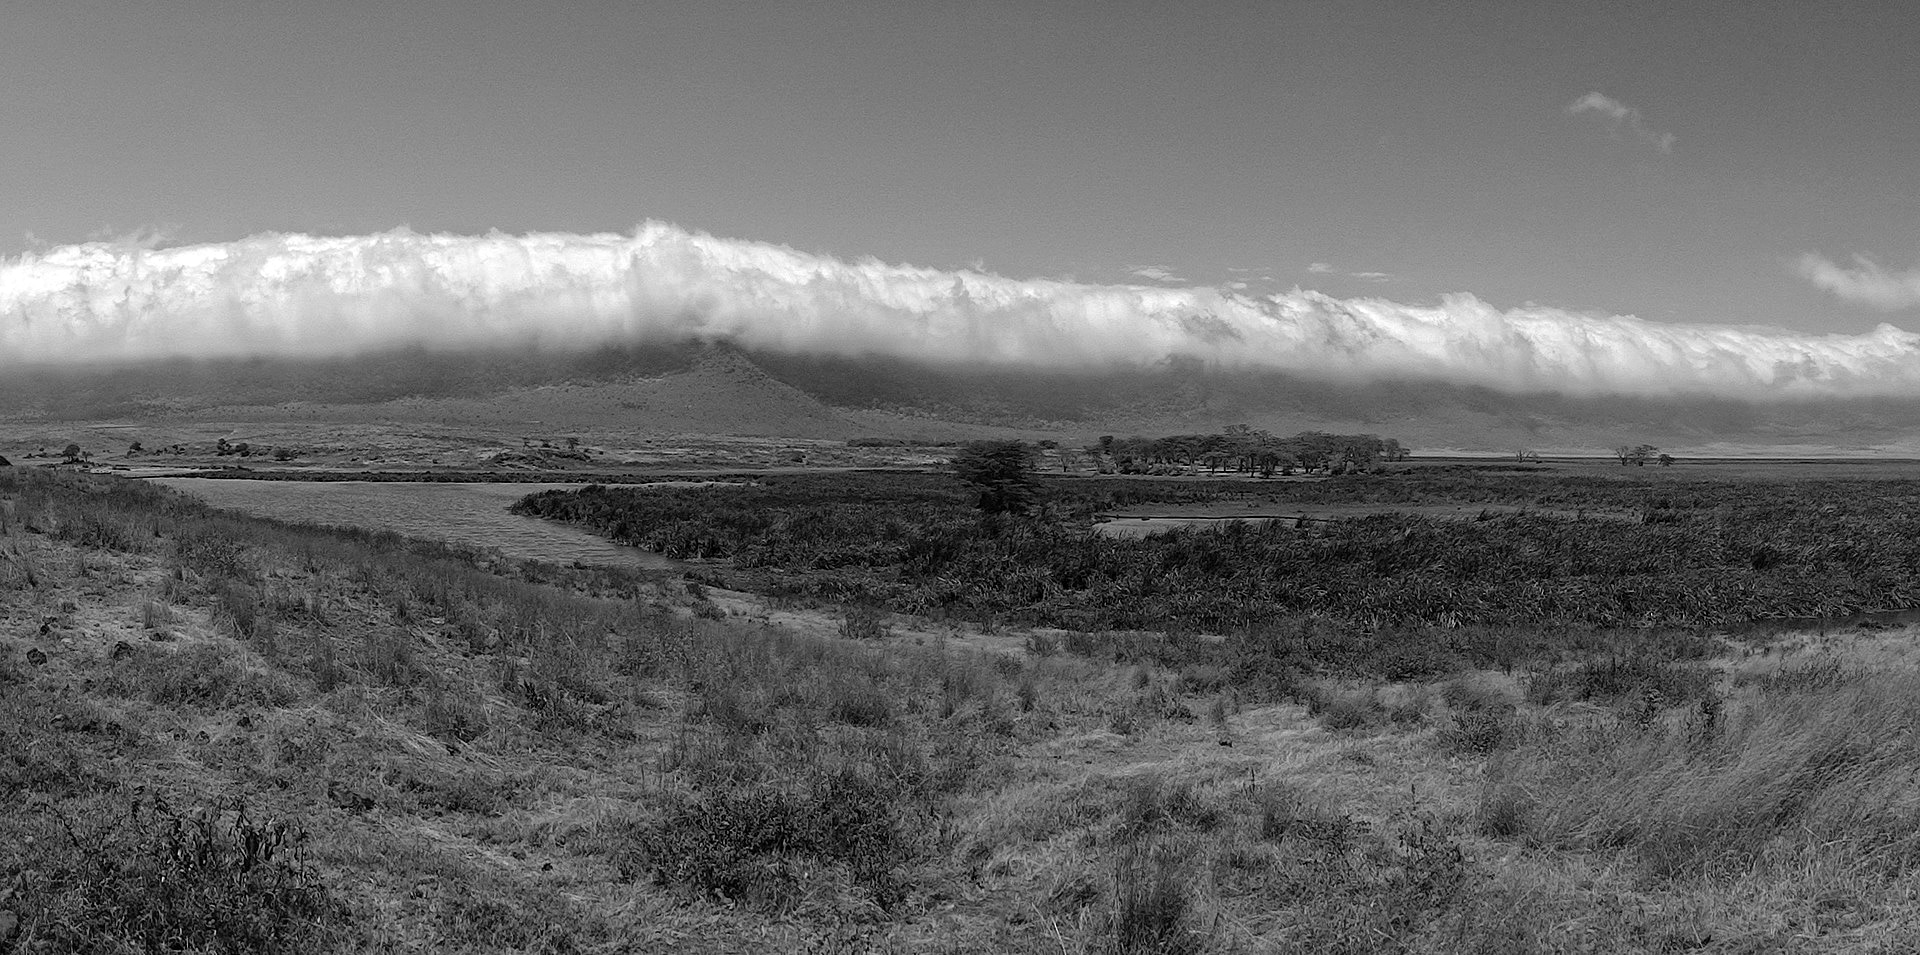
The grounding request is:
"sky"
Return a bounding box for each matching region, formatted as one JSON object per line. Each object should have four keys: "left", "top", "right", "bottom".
{"left": 4, "top": 0, "right": 1920, "bottom": 386}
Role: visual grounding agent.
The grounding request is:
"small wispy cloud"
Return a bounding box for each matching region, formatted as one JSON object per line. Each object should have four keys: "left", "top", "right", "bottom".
{"left": 1128, "top": 265, "right": 1184, "bottom": 283}
{"left": 1307, "top": 262, "right": 1391, "bottom": 282}
{"left": 1566, "top": 92, "right": 1675, "bottom": 154}
{"left": 1798, "top": 253, "right": 1920, "bottom": 310}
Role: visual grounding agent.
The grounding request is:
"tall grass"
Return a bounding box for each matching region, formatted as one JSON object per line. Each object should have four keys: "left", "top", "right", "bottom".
{"left": 1486, "top": 667, "right": 1920, "bottom": 880}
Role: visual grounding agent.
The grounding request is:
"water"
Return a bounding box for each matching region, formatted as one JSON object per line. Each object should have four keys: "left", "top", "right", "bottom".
{"left": 151, "top": 478, "right": 683, "bottom": 570}
{"left": 1095, "top": 516, "right": 1285, "bottom": 538}
{"left": 1092, "top": 503, "right": 1640, "bottom": 539}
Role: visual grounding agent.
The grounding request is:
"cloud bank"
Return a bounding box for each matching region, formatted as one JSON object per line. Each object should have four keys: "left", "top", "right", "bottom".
{"left": 1798, "top": 253, "right": 1920, "bottom": 310}
{"left": 1566, "top": 92, "right": 1675, "bottom": 153}
{"left": 5, "top": 223, "right": 1920, "bottom": 400}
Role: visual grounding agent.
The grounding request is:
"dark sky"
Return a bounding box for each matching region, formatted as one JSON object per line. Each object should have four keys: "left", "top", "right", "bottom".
{"left": 5, "top": 0, "right": 1918, "bottom": 333}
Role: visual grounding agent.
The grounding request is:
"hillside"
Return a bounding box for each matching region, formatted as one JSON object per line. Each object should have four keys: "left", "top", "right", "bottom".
{"left": 12, "top": 341, "right": 1920, "bottom": 454}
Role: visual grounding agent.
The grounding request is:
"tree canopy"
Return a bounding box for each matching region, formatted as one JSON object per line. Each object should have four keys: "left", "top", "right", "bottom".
{"left": 951, "top": 441, "right": 1040, "bottom": 514}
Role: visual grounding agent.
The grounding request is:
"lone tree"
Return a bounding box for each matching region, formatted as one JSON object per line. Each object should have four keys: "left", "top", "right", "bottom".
{"left": 1615, "top": 444, "right": 1659, "bottom": 466}
{"left": 952, "top": 440, "right": 1040, "bottom": 514}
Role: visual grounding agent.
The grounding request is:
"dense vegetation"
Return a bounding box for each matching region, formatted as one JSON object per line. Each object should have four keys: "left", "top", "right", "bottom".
{"left": 1085, "top": 427, "right": 1408, "bottom": 476}
{"left": 515, "top": 468, "right": 1920, "bottom": 635}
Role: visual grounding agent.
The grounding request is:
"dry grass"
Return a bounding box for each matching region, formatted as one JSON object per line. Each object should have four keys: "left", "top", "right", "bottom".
{"left": 8, "top": 467, "right": 1920, "bottom": 952}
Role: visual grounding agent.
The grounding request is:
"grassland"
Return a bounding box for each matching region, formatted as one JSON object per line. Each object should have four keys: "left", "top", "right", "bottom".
{"left": 9, "top": 465, "right": 1920, "bottom": 952}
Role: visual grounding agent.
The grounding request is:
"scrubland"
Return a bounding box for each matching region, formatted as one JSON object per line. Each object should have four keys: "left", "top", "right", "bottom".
{"left": 7, "top": 467, "right": 1920, "bottom": 952}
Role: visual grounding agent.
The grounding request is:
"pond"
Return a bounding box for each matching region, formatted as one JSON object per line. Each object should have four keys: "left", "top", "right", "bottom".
{"left": 150, "top": 478, "right": 685, "bottom": 570}
{"left": 1091, "top": 502, "right": 1640, "bottom": 538}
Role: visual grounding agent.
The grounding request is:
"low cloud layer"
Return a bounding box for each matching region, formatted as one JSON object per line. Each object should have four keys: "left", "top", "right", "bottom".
{"left": 5, "top": 223, "right": 1920, "bottom": 399}
{"left": 1566, "top": 92, "right": 1675, "bottom": 153}
{"left": 1798, "top": 253, "right": 1920, "bottom": 310}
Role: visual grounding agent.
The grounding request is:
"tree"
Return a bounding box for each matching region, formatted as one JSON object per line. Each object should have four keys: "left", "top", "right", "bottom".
{"left": 1613, "top": 445, "right": 1632, "bottom": 466}
{"left": 1630, "top": 445, "right": 1658, "bottom": 467}
{"left": 127, "top": 441, "right": 143, "bottom": 456}
{"left": 1658, "top": 453, "right": 1675, "bottom": 467}
{"left": 62, "top": 443, "right": 82, "bottom": 461}
{"left": 952, "top": 441, "right": 1039, "bottom": 515}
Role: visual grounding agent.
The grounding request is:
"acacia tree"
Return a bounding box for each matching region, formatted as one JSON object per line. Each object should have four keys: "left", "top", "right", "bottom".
{"left": 952, "top": 441, "right": 1040, "bottom": 514}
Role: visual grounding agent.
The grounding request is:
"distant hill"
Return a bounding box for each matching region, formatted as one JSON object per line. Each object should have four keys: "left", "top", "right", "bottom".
{"left": 11, "top": 339, "right": 1920, "bottom": 454}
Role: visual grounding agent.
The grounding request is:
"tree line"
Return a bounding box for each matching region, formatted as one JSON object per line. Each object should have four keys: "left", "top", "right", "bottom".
{"left": 1075, "top": 426, "right": 1408, "bottom": 477}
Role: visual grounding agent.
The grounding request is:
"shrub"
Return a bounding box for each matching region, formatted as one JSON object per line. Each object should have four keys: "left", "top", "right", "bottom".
{"left": 19, "top": 795, "right": 346, "bottom": 954}
{"left": 1438, "top": 707, "right": 1520, "bottom": 755}
{"left": 110, "top": 643, "right": 294, "bottom": 709}
{"left": 623, "top": 768, "right": 924, "bottom": 912}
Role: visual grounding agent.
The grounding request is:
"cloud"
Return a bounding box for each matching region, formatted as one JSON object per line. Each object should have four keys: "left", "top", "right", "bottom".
{"left": 1308, "top": 262, "right": 1391, "bottom": 282}
{"left": 1128, "top": 265, "right": 1184, "bottom": 283}
{"left": 1797, "top": 253, "right": 1920, "bottom": 310}
{"left": 1566, "top": 92, "right": 1675, "bottom": 153}
{"left": 6, "top": 223, "right": 1920, "bottom": 400}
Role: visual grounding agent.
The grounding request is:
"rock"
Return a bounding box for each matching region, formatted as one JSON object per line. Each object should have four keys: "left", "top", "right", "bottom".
{"left": 108, "top": 641, "right": 133, "bottom": 661}
{"left": 24, "top": 648, "right": 46, "bottom": 667}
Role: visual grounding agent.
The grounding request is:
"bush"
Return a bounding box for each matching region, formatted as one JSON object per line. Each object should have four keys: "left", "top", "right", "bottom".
{"left": 110, "top": 643, "right": 295, "bottom": 709}
{"left": 19, "top": 795, "right": 346, "bottom": 954}
{"left": 1438, "top": 707, "right": 1520, "bottom": 755}
{"left": 623, "top": 768, "right": 924, "bottom": 912}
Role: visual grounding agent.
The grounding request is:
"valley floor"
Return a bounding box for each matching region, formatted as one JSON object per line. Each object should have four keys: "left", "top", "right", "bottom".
{"left": 6, "top": 469, "right": 1920, "bottom": 952}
